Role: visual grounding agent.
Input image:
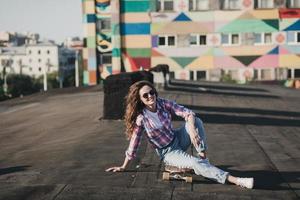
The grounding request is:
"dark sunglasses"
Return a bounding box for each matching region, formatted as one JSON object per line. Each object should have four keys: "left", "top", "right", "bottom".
{"left": 142, "top": 90, "right": 155, "bottom": 99}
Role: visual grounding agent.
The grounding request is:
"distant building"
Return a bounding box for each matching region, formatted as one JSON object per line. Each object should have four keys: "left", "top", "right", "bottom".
{"left": 63, "top": 37, "right": 84, "bottom": 50}
{"left": 0, "top": 31, "right": 40, "bottom": 47}
{"left": 82, "top": 0, "right": 300, "bottom": 85}
{"left": 0, "top": 41, "right": 76, "bottom": 80}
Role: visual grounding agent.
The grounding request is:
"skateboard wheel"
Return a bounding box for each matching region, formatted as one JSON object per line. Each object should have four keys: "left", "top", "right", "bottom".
{"left": 162, "top": 172, "right": 170, "bottom": 180}
{"left": 186, "top": 177, "right": 192, "bottom": 183}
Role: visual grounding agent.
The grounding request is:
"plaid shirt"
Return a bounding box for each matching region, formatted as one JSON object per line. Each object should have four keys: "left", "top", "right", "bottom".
{"left": 125, "top": 97, "right": 194, "bottom": 160}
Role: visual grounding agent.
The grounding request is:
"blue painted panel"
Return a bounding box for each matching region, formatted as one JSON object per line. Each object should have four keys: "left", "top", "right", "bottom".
{"left": 267, "top": 46, "right": 279, "bottom": 55}
{"left": 174, "top": 13, "right": 192, "bottom": 22}
{"left": 88, "top": 59, "right": 97, "bottom": 70}
{"left": 120, "top": 23, "right": 150, "bottom": 35}
{"left": 87, "top": 14, "right": 96, "bottom": 23}
{"left": 284, "top": 20, "right": 300, "bottom": 31}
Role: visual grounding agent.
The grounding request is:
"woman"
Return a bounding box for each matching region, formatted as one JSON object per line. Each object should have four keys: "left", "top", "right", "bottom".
{"left": 106, "top": 80, "right": 254, "bottom": 189}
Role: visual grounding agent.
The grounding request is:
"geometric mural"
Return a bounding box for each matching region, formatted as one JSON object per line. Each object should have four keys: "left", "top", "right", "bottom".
{"left": 82, "top": 0, "right": 300, "bottom": 85}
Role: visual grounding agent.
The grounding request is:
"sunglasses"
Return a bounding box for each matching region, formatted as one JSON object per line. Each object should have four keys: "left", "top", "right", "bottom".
{"left": 142, "top": 90, "right": 155, "bottom": 99}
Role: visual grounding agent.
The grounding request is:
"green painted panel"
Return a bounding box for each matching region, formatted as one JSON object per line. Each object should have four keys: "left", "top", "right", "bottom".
{"left": 120, "top": 1, "right": 150, "bottom": 13}
{"left": 125, "top": 48, "right": 151, "bottom": 57}
{"left": 219, "top": 19, "right": 278, "bottom": 33}
{"left": 96, "top": 14, "right": 111, "bottom": 19}
{"left": 149, "top": 0, "right": 157, "bottom": 12}
{"left": 112, "top": 24, "right": 120, "bottom": 35}
{"left": 112, "top": 48, "right": 121, "bottom": 57}
{"left": 263, "top": 19, "right": 279, "bottom": 30}
{"left": 171, "top": 57, "right": 196, "bottom": 68}
{"left": 233, "top": 56, "right": 260, "bottom": 66}
{"left": 83, "top": 71, "right": 89, "bottom": 85}
{"left": 87, "top": 37, "right": 96, "bottom": 48}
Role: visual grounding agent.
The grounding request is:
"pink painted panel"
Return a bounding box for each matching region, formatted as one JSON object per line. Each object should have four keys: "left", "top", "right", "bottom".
{"left": 214, "top": 56, "right": 245, "bottom": 68}
{"left": 249, "top": 55, "right": 278, "bottom": 68}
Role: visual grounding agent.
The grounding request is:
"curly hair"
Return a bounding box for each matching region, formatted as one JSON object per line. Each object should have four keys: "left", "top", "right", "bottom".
{"left": 124, "top": 80, "right": 157, "bottom": 139}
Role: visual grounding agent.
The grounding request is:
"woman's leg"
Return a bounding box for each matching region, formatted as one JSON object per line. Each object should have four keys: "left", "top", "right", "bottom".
{"left": 163, "top": 149, "right": 228, "bottom": 184}
{"left": 163, "top": 150, "right": 254, "bottom": 188}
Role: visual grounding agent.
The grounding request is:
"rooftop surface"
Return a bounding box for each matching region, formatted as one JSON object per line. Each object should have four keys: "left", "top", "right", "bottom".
{"left": 0, "top": 81, "right": 299, "bottom": 200}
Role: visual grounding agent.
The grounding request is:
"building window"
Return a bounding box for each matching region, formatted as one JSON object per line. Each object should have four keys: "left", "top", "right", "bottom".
{"left": 289, "top": 0, "right": 300, "bottom": 8}
{"left": 38, "top": 67, "right": 42, "bottom": 72}
{"left": 190, "top": 71, "right": 194, "bottom": 80}
{"left": 190, "top": 34, "right": 207, "bottom": 46}
{"left": 256, "top": 0, "right": 274, "bottom": 9}
{"left": 261, "top": 68, "right": 272, "bottom": 80}
{"left": 221, "top": 34, "right": 229, "bottom": 45}
{"left": 264, "top": 33, "right": 272, "bottom": 43}
{"left": 38, "top": 59, "right": 41, "bottom": 63}
{"left": 190, "top": 35, "right": 197, "bottom": 45}
{"left": 232, "top": 34, "right": 239, "bottom": 44}
{"left": 97, "top": 18, "right": 111, "bottom": 31}
{"left": 38, "top": 50, "right": 41, "bottom": 54}
{"left": 47, "top": 50, "right": 50, "bottom": 54}
{"left": 254, "top": 33, "right": 272, "bottom": 44}
{"left": 29, "top": 67, "right": 32, "bottom": 72}
{"left": 221, "top": 33, "right": 240, "bottom": 45}
{"left": 158, "top": 35, "right": 176, "bottom": 47}
{"left": 200, "top": 35, "right": 207, "bottom": 45}
{"left": 189, "top": 0, "right": 209, "bottom": 11}
{"left": 197, "top": 71, "right": 206, "bottom": 80}
{"left": 295, "top": 69, "right": 300, "bottom": 78}
{"left": 222, "top": 0, "right": 240, "bottom": 10}
{"left": 158, "top": 0, "right": 174, "bottom": 11}
{"left": 287, "top": 31, "right": 300, "bottom": 44}
{"left": 28, "top": 50, "right": 32, "bottom": 54}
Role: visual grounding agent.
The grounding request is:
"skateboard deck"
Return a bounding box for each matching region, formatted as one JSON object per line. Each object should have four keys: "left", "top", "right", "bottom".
{"left": 162, "top": 165, "right": 193, "bottom": 183}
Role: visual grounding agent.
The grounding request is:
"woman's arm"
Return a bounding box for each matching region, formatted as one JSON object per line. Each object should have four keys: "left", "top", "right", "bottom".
{"left": 187, "top": 114, "right": 206, "bottom": 159}
{"left": 105, "top": 156, "right": 130, "bottom": 172}
{"left": 106, "top": 117, "right": 144, "bottom": 172}
{"left": 186, "top": 114, "right": 201, "bottom": 148}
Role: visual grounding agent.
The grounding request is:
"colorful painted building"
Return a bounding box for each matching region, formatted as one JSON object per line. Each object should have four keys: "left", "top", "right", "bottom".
{"left": 82, "top": 0, "right": 300, "bottom": 85}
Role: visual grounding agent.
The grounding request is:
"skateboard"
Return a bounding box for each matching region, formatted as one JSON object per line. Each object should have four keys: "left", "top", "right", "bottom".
{"left": 162, "top": 165, "right": 193, "bottom": 183}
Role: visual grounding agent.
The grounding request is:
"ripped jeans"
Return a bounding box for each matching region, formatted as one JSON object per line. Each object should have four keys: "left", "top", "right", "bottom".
{"left": 156, "top": 117, "right": 229, "bottom": 184}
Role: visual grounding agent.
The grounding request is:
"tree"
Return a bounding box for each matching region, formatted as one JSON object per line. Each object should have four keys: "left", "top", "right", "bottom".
{"left": 6, "top": 74, "right": 41, "bottom": 98}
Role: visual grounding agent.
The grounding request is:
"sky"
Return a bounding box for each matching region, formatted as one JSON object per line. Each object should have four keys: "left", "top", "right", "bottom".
{"left": 0, "top": 0, "right": 83, "bottom": 43}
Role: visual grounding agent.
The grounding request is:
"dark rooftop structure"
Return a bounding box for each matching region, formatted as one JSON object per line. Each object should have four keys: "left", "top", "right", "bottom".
{"left": 0, "top": 81, "right": 299, "bottom": 200}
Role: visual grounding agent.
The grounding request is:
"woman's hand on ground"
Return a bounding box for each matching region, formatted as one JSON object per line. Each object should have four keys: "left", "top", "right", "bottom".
{"left": 105, "top": 166, "right": 125, "bottom": 172}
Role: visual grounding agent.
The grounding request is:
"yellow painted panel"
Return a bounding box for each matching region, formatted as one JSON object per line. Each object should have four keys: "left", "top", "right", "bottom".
{"left": 152, "top": 23, "right": 168, "bottom": 34}
{"left": 280, "top": 55, "right": 300, "bottom": 67}
{"left": 250, "top": 9, "right": 279, "bottom": 19}
{"left": 122, "top": 36, "right": 151, "bottom": 48}
{"left": 121, "top": 13, "right": 151, "bottom": 23}
{"left": 83, "top": 48, "right": 89, "bottom": 59}
{"left": 84, "top": 24, "right": 96, "bottom": 37}
{"left": 189, "top": 12, "right": 214, "bottom": 21}
{"left": 187, "top": 56, "right": 214, "bottom": 70}
{"left": 84, "top": 1, "right": 96, "bottom": 14}
{"left": 151, "top": 57, "right": 182, "bottom": 70}
{"left": 222, "top": 46, "right": 274, "bottom": 56}
{"left": 154, "top": 22, "right": 211, "bottom": 34}
{"left": 214, "top": 10, "right": 244, "bottom": 21}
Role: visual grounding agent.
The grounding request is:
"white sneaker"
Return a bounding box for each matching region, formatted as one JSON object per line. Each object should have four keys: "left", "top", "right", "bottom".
{"left": 236, "top": 177, "right": 254, "bottom": 189}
